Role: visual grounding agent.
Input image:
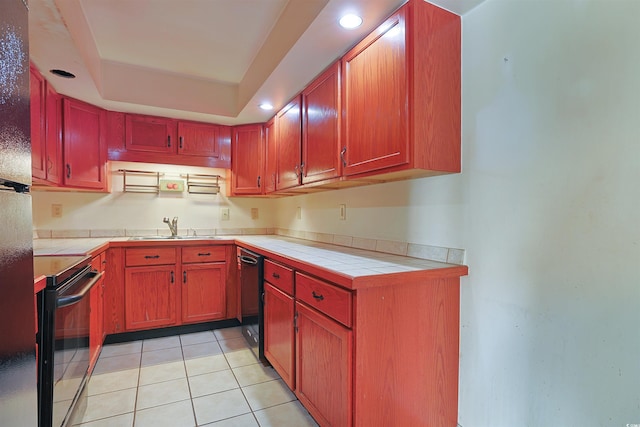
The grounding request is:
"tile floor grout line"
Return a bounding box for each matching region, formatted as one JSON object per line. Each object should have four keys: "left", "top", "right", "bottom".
{"left": 179, "top": 336, "right": 200, "bottom": 427}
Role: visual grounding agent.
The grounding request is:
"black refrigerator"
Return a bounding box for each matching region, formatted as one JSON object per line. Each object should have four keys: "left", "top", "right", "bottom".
{"left": 0, "top": 0, "right": 38, "bottom": 426}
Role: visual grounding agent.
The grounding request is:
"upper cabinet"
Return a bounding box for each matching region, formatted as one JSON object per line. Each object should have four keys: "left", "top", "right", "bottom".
{"left": 30, "top": 65, "right": 47, "bottom": 181}
{"left": 62, "top": 98, "right": 108, "bottom": 190}
{"left": 302, "top": 61, "right": 342, "bottom": 185}
{"left": 109, "top": 113, "right": 231, "bottom": 168}
{"left": 276, "top": 96, "right": 303, "bottom": 191}
{"left": 230, "top": 124, "right": 264, "bottom": 196}
{"left": 125, "top": 114, "right": 176, "bottom": 154}
{"left": 342, "top": 0, "right": 461, "bottom": 179}
{"left": 264, "top": 117, "right": 277, "bottom": 194}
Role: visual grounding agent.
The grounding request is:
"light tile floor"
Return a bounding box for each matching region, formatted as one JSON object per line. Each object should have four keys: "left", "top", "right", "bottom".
{"left": 73, "top": 326, "right": 319, "bottom": 427}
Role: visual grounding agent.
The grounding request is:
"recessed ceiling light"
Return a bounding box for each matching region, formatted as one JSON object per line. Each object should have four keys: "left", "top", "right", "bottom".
{"left": 259, "top": 103, "right": 274, "bottom": 111}
{"left": 49, "top": 69, "right": 76, "bottom": 79}
{"left": 339, "top": 13, "right": 362, "bottom": 29}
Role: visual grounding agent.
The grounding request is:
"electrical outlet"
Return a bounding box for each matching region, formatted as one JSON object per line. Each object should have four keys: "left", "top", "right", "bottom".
{"left": 220, "top": 207, "right": 230, "bottom": 221}
{"left": 251, "top": 208, "right": 259, "bottom": 220}
{"left": 339, "top": 204, "right": 346, "bottom": 220}
{"left": 51, "top": 204, "right": 62, "bottom": 218}
{"left": 296, "top": 207, "right": 302, "bottom": 220}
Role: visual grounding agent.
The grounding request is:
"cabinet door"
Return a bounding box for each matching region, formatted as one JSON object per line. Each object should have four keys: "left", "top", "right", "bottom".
{"left": 264, "top": 283, "right": 295, "bottom": 390}
{"left": 264, "top": 117, "right": 277, "bottom": 193}
{"left": 302, "top": 62, "right": 341, "bottom": 184}
{"left": 63, "top": 98, "right": 107, "bottom": 189}
{"left": 231, "top": 124, "right": 264, "bottom": 195}
{"left": 295, "top": 301, "right": 352, "bottom": 427}
{"left": 44, "top": 85, "right": 62, "bottom": 185}
{"left": 89, "top": 274, "right": 104, "bottom": 371}
{"left": 342, "top": 9, "right": 409, "bottom": 176}
{"left": 124, "top": 265, "right": 177, "bottom": 330}
{"left": 276, "top": 96, "right": 302, "bottom": 190}
{"left": 182, "top": 263, "right": 226, "bottom": 323}
{"left": 177, "top": 121, "right": 219, "bottom": 157}
{"left": 125, "top": 114, "right": 177, "bottom": 154}
{"left": 30, "top": 65, "right": 46, "bottom": 180}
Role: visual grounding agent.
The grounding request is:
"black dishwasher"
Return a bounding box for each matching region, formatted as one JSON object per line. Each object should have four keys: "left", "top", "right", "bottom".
{"left": 237, "top": 247, "right": 267, "bottom": 363}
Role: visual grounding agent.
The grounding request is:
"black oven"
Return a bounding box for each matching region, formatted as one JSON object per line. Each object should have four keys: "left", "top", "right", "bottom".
{"left": 35, "top": 256, "right": 102, "bottom": 427}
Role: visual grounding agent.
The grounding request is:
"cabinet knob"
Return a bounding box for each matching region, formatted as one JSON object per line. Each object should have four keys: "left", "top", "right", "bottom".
{"left": 272, "top": 272, "right": 280, "bottom": 279}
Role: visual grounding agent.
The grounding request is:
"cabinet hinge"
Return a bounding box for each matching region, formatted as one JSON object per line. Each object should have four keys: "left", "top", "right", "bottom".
{"left": 294, "top": 311, "right": 299, "bottom": 333}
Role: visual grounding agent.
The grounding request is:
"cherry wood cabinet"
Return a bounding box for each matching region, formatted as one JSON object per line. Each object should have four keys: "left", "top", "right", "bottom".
{"left": 44, "top": 85, "right": 63, "bottom": 185}
{"left": 62, "top": 98, "right": 108, "bottom": 190}
{"left": 302, "top": 62, "right": 342, "bottom": 185}
{"left": 124, "top": 265, "right": 177, "bottom": 330}
{"left": 264, "top": 282, "right": 295, "bottom": 389}
{"left": 110, "top": 113, "right": 231, "bottom": 168}
{"left": 30, "top": 65, "right": 62, "bottom": 186}
{"left": 181, "top": 246, "right": 226, "bottom": 323}
{"left": 30, "top": 65, "right": 46, "bottom": 180}
{"left": 264, "top": 117, "right": 277, "bottom": 193}
{"left": 295, "top": 300, "right": 352, "bottom": 427}
{"left": 253, "top": 248, "right": 463, "bottom": 427}
{"left": 104, "top": 243, "right": 234, "bottom": 334}
{"left": 276, "top": 96, "right": 302, "bottom": 191}
{"left": 89, "top": 251, "right": 106, "bottom": 371}
{"left": 341, "top": 0, "right": 461, "bottom": 179}
{"left": 177, "top": 121, "right": 221, "bottom": 157}
{"left": 125, "top": 114, "right": 176, "bottom": 154}
{"left": 230, "top": 124, "right": 264, "bottom": 195}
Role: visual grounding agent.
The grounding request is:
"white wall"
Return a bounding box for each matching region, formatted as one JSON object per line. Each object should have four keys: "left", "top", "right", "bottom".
{"left": 275, "top": 0, "right": 640, "bottom": 425}
{"left": 32, "top": 161, "right": 276, "bottom": 234}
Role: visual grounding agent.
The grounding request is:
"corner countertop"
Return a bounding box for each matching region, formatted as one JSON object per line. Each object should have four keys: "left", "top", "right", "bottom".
{"left": 33, "top": 235, "right": 468, "bottom": 290}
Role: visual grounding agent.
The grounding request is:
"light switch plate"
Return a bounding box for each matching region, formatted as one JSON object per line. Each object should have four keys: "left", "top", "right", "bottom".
{"left": 251, "top": 208, "right": 259, "bottom": 220}
{"left": 221, "top": 208, "right": 230, "bottom": 221}
{"left": 339, "top": 204, "right": 346, "bottom": 220}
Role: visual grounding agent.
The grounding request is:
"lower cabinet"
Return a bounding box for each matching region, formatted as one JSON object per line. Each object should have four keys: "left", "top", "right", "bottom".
{"left": 260, "top": 256, "right": 462, "bottom": 427}
{"left": 295, "top": 301, "right": 352, "bottom": 427}
{"left": 104, "top": 244, "right": 233, "bottom": 335}
{"left": 89, "top": 251, "right": 106, "bottom": 371}
{"left": 124, "top": 265, "right": 178, "bottom": 330}
{"left": 263, "top": 282, "right": 295, "bottom": 389}
{"left": 182, "top": 263, "right": 226, "bottom": 323}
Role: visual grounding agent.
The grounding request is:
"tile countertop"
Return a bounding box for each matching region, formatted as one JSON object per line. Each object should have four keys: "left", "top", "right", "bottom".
{"left": 33, "top": 235, "right": 468, "bottom": 290}
{"left": 235, "top": 236, "right": 468, "bottom": 290}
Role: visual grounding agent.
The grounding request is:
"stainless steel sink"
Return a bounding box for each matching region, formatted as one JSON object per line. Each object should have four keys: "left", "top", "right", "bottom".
{"left": 128, "top": 235, "right": 223, "bottom": 241}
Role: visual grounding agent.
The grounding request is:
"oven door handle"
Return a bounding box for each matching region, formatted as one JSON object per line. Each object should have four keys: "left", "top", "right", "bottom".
{"left": 56, "top": 271, "right": 103, "bottom": 308}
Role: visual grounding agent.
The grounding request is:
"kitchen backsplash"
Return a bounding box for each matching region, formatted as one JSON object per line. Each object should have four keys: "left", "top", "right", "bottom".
{"left": 34, "top": 227, "right": 466, "bottom": 265}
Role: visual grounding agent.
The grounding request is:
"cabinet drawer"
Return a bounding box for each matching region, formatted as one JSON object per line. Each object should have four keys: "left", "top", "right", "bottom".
{"left": 295, "top": 272, "right": 352, "bottom": 328}
{"left": 264, "top": 259, "right": 294, "bottom": 295}
{"left": 182, "top": 246, "right": 226, "bottom": 263}
{"left": 125, "top": 247, "right": 177, "bottom": 266}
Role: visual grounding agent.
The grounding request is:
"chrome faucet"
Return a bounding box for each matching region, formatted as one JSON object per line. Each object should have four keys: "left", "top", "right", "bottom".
{"left": 163, "top": 216, "right": 178, "bottom": 236}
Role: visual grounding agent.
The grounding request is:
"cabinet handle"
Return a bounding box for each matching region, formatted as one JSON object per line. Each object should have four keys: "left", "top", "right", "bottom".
{"left": 183, "top": 271, "right": 187, "bottom": 283}
{"left": 198, "top": 252, "right": 211, "bottom": 257}
{"left": 312, "top": 291, "right": 324, "bottom": 301}
{"left": 340, "top": 147, "right": 347, "bottom": 167}
{"left": 170, "top": 271, "right": 174, "bottom": 283}
{"left": 294, "top": 164, "right": 300, "bottom": 178}
{"left": 167, "top": 135, "right": 171, "bottom": 147}
{"left": 257, "top": 175, "right": 261, "bottom": 188}
{"left": 66, "top": 164, "right": 71, "bottom": 179}
{"left": 272, "top": 272, "right": 280, "bottom": 279}
{"left": 179, "top": 136, "right": 183, "bottom": 149}
{"left": 144, "top": 255, "right": 160, "bottom": 259}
